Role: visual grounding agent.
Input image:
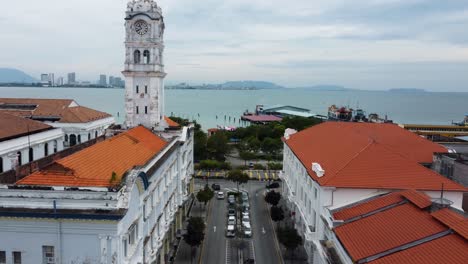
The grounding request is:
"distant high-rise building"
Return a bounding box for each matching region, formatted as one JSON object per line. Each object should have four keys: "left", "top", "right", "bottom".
{"left": 109, "top": 76, "right": 115, "bottom": 87}
{"left": 115, "top": 77, "right": 124, "bottom": 88}
{"left": 99, "top": 74, "right": 107, "bottom": 87}
{"left": 67, "top": 72, "right": 76, "bottom": 85}
{"left": 57, "top": 77, "right": 64, "bottom": 86}
{"left": 48, "top": 73, "right": 55, "bottom": 86}
{"left": 40, "top": 74, "right": 49, "bottom": 85}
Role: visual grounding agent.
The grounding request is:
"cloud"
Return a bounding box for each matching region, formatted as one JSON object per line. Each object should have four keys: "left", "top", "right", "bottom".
{"left": 0, "top": 0, "right": 467, "bottom": 91}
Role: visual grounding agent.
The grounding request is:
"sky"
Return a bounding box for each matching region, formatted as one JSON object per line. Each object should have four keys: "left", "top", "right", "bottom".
{"left": 1, "top": 0, "right": 468, "bottom": 91}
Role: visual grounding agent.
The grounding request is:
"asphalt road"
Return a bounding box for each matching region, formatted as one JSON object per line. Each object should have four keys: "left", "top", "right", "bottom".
{"left": 198, "top": 179, "right": 282, "bottom": 264}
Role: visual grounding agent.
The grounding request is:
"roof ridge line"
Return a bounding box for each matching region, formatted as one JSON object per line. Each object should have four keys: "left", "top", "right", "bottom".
{"left": 323, "top": 139, "right": 375, "bottom": 184}
{"left": 341, "top": 200, "right": 407, "bottom": 225}
{"left": 357, "top": 229, "right": 453, "bottom": 263}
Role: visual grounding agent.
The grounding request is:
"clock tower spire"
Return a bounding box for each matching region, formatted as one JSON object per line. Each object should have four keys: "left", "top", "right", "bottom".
{"left": 123, "top": 0, "right": 167, "bottom": 130}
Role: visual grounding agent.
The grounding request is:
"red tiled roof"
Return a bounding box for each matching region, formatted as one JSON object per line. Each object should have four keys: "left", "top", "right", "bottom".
{"left": 0, "top": 98, "right": 112, "bottom": 123}
{"left": 285, "top": 122, "right": 466, "bottom": 191}
{"left": 333, "top": 190, "right": 432, "bottom": 221}
{"left": 164, "top": 116, "right": 180, "bottom": 128}
{"left": 16, "top": 126, "right": 167, "bottom": 187}
{"left": 369, "top": 234, "right": 468, "bottom": 264}
{"left": 333, "top": 190, "right": 468, "bottom": 264}
{"left": 335, "top": 203, "right": 447, "bottom": 261}
{"left": 242, "top": 115, "right": 282, "bottom": 122}
{"left": 431, "top": 208, "right": 468, "bottom": 239}
{"left": 0, "top": 112, "right": 52, "bottom": 141}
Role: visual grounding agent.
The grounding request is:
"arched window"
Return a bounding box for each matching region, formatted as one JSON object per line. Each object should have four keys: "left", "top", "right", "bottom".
{"left": 88, "top": 133, "right": 91, "bottom": 141}
{"left": 134, "top": 50, "right": 141, "bottom": 63}
{"left": 143, "top": 50, "right": 150, "bottom": 64}
{"left": 17, "top": 151, "right": 22, "bottom": 166}
{"left": 29, "top": 148, "right": 34, "bottom": 162}
{"left": 69, "top": 134, "right": 77, "bottom": 147}
{"left": 0, "top": 156, "right": 3, "bottom": 173}
{"left": 44, "top": 143, "right": 49, "bottom": 156}
{"left": 53, "top": 140, "right": 58, "bottom": 153}
{"left": 95, "top": 131, "right": 98, "bottom": 138}
{"left": 65, "top": 134, "right": 69, "bottom": 142}
{"left": 78, "top": 135, "right": 82, "bottom": 144}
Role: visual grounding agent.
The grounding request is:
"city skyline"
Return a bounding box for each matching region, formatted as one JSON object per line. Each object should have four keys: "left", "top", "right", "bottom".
{"left": 1, "top": 0, "right": 468, "bottom": 91}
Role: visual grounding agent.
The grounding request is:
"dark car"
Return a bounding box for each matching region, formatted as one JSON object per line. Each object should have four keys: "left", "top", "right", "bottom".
{"left": 266, "top": 182, "right": 280, "bottom": 189}
{"left": 212, "top": 184, "right": 221, "bottom": 191}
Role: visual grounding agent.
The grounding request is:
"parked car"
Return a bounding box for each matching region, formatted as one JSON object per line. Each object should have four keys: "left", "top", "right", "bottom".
{"left": 212, "top": 184, "right": 221, "bottom": 191}
{"left": 243, "top": 222, "right": 252, "bottom": 238}
{"left": 228, "top": 208, "right": 236, "bottom": 217}
{"left": 242, "top": 215, "right": 250, "bottom": 226}
{"left": 242, "top": 210, "right": 249, "bottom": 217}
{"left": 228, "top": 195, "right": 236, "bottom": 205}
{"left": 228, "top": 216, "right": 236, "bottom": 225}
{"left": 241, "top": 192, "right": 249, "bottom": 202}
{"left": 249, "top": 162, "right": 254, "bottom": 169}
{"left": 226, "top": 225, "right": 236, "bottom": 237}
{"left": 266, "top": 182, "right": 280, "bottom": 189}
{"left": 217, "top": 191, "right": 225, "bottom": 200}
{"left": 242, "top": 202, "right": 250, "bottom": 210}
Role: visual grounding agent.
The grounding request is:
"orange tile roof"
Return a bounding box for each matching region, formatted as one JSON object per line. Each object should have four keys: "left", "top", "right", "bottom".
{"left": 369, "top": 234, "right": 468, "bottom": 264}
{"left": 335, "top": 203, "right": 448, "bottom": 261}
{"left": 0, "top": 98, "right": 112, "bottom": 123}
{"left": 164, "top": 116, "right": 180, "bottom": 128}
{"left": 285, "top": 122, "right": 466, "bottom": 191}
{"left": 0, "top": 112, "right": 52, "bottom": 141}
{"left": 333, "top": 190, "right": 468, "bottom": 264}
{"left": 431, "top": 208, "right": 468, "bottom": 239}
{"left": 333, "top": 190, "right": 432, "bottom": 221}
{"left": 16, "top": 126, "right": 167, "bottom": 187}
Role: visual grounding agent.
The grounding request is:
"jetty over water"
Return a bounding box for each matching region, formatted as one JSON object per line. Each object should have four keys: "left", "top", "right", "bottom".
{"left": 400, "top": 124, "right": 468, "bottom": 138}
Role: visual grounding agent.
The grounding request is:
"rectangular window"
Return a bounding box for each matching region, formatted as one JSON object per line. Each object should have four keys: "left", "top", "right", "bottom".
{"left": 136, "top": 106, "right": 139, "bottom": 114}
{"left": 128, "top": 224, "right": 138, "bottom": 245}
{"left": 13, "top": 252, "right": 21, "bottom": 264}
{"left": 42, "top": 246, "right": 55, "bottom": 264}
{"left": 145, "top": 106, "right": 148, "bottom": 114}
{"left": 0, "top": 251, "right": 5, "bottom": 264}
{"left": 136, "top": 85, "right": 139, "bottom": 94}
{"left": 123, "top": 239, "right": 128, "bottom": 257}
{"left": 145, "top": 85, "right": 148, "bottom": 94}
{"left": 314, "top": 187, "right": 318, "bottom": 199}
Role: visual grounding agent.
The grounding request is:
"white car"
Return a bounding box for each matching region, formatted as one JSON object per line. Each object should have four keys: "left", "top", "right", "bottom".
{"left": 242, "top": 211, "right": 249, "bottom": 217}
{"left": 243, "top": 222, "right": 252, "bottom": 237}
{"left": 226, "top": 225, "right": 236, "bottom": 237}
{"left": 217, "top": 191, "right": 225, "bottom": 199}
{"left": 228, "top": 216, "right": 236, "bottom": 225}
{"left": 242, "top": 215, "right": 250, "bottom": 226}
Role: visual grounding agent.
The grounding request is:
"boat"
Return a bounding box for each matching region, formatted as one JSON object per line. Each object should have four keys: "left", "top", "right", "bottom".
{"left": 328, "top": 105, "right": 353, "bottom": 121}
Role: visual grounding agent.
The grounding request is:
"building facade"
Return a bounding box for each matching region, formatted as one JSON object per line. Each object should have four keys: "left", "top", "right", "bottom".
{"left": 123, "top": 0, "right": 167, "bottom": 129}
{"left": 67, "top": 72, "right": 76, "bottom": 85}
{"left": 279, "top": 123, "right": 467, "bottom": 264}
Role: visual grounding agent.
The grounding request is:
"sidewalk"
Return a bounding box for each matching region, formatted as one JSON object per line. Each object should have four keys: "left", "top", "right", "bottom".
{"left": 173, "top": 199, "right": 209, "bottom": 264}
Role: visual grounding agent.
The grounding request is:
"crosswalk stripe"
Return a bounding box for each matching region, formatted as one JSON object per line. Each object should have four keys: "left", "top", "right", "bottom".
{"left": 257, "top": 171, "right": 261, "bottom": 181}
{"left": 215, "top": 172, "right": 220, "bottom": 177}
{"left": 249, "top": 171, "right": 253, "bottom": 179}
{"left": 264, "top": 172, "right": 269, "bottom": 181}
{"left": 197, "top": 171, "right": 202, "bottom": 176}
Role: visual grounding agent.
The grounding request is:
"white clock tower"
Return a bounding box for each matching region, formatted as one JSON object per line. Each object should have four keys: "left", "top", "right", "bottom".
{"left": 123, "top": 0, "right": 167, "bottom": 130}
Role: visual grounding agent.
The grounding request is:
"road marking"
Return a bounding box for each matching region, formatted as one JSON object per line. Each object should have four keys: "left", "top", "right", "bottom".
{"left": 214, "top": 226, "right": 216, "bottom": 232}
{"left": 262, "top": 227, "right": 266, "bottom": 234}
{"left": 226, "top": 239, "right": 231, "bottom": 264}
{"left": 215, "top": 172, "right": 220, "bottom": 177}
{"left": 207, "top": 171, "right": 211, "bottom": 178}
{"left": 250, "top": 240, "right": 256, "bottom": 262}
{"left": 257, "top": 171, "right": 261, "bottom": 181}
{"left": 197, "top": 170, "right": 202, "bottom": 176}
{"left": 249, "top": 171, "right": 253, "bottom": 179}
{"left": 265, "top": 172, "right": 269, "bottom": 181}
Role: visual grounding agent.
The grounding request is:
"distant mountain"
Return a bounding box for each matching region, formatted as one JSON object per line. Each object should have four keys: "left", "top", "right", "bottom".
{"left": 220, "top": 81, "right": 284, "bottom": 89}
{"left": 296, "top": 85, "right": 350, "bottom": 91}
{"left": 388, "top": 88, "right": 426, "bottom": 93}
{"left": 0, "top": 68, "right": 37, "bottom": 83}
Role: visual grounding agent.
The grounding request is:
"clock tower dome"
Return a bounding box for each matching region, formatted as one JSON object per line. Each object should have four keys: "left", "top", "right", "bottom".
{"left": 123, "top": 0, "right": 167, "bottom": 130}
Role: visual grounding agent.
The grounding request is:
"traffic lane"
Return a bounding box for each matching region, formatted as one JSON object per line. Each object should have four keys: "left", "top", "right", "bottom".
{"left": 201, "top": 194, "right": 227, "bottom": 264}
{"left": 249, "top": 185, "right": 281, "bottom": 264}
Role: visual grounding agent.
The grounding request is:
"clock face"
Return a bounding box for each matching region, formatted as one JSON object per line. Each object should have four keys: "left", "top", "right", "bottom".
{"left": 134, "top": 20, "right": 149, "bottom": 35}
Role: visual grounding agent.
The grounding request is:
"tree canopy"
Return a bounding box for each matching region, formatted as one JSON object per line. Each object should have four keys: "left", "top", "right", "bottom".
{"left": 277, "top": 226, "right": 303, "bottom": 253}
{"left": 196, "top": 185, "right": 214, "bottom": 206}
{"left": 265, "top": 190, "right": 281, "bottom": 206}
{"left": 183, "top": 217, "right": 206, "bottom": 248}
{"left": 270, "top": 205, "right": 285, "bottom": 223}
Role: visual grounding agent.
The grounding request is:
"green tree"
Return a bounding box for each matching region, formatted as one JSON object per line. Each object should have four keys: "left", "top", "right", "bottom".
{"left": 261, "top": 137, "right": 282, "bottom": 156}
{"left": 270, "top": 205, "right": 285, "bottom": 226}
{"left": 227, "top": 169, "right": 250, "bottom": 193}
{"left": 183, "top": 217, "right": 206, "bottom": 264}
{"left": 265, "top": 190, "right": 281, "bottom": 206}
{"left": 277, "top": 226, "right": 303, "bottom": 260}
{"left": 206, "top": 132, "right": 229, "bottom": 161}
{"left": 194, "top": 130, "right": 208, "bottom": 161}
{"left": 239, "top": 150, "right": 256, "bottom": 165}
{"left": 196, "top": 185, "right": 214, "bottom": 208}
{"left": 246, "top": 136, "right": 261, "bottom": 153}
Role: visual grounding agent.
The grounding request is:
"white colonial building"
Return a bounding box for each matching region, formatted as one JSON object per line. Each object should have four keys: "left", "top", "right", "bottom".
{"left": 0, "top": 1, "right": 195, "bottom": 264}
{"left": 0, "top": 113, "right": 64, "bottom": 175}
{"left": 0, "top": 98, "right": 115, "bottom": 148}
{"left": 279, "top": 122, "right": 467, "bottom": 264}
{"left": 123, "top": 0, "right": 167, "bottom": 130}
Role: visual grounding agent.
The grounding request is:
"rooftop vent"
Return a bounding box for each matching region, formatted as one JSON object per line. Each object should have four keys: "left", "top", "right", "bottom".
{"left": 284, "top": 128, "right": 297, "bottom": 140}
{"left": 312, "top": 162, "right": 325, "bottom": 177}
